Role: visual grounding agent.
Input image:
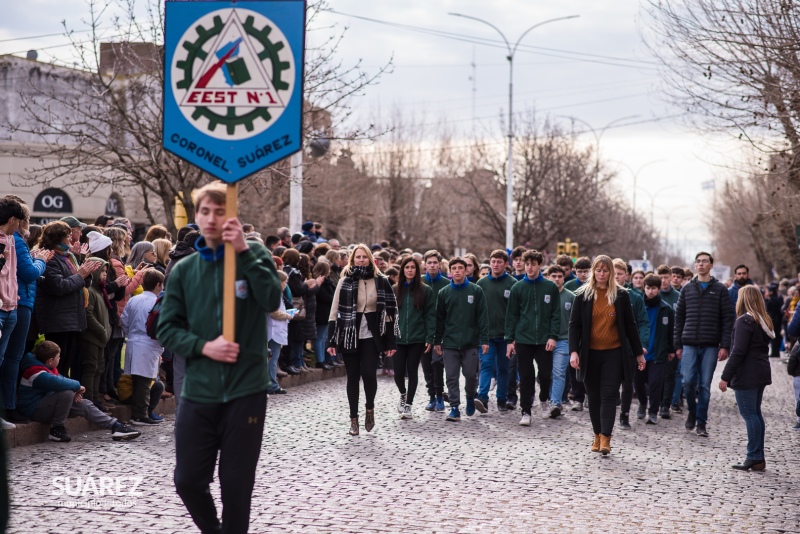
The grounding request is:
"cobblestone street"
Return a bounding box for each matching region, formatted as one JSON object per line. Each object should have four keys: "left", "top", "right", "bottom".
{"left": 6, "top": 359, "right": 800, "bottom": 533}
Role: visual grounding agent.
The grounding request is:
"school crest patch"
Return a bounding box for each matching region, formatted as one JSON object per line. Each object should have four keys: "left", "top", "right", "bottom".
{"left": 544, "top": 294, "right": 551, "bottom": 304}
{"left": 468, "top": 295, "right": 474, "bottom": 304}
{"left": 504, "top": 290, "right": 511, "bottom": 298}
{"left": 565, "top": 302, "right": 571, "bottom": 311}
{"left": 662, "top": 316, "right": 669, "bottom": 325}
{"left": 235, "top": 279, "right": 249, "bottom": 299}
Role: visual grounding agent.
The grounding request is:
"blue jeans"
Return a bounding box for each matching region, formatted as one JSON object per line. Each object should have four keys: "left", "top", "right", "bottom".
{"left": 478, "top": 339, "right": 509, "bottom": 403}
{"left": 734, "top": 386, "right": 766, "bottom": 461}
{"left": 549, "top": 340, "right": 570, "bottom": 407}
{"left": 672, "top": 359, "right": 684, "bottom": 406}
{"left": 291, "top": 340, "right": 305, "bottom": 369}
{"left": 267, "top": 340, "right": 282, "bottom": 393}
{"left": 314, "top": 324, "right": 328, "bottom": 364}
{"left": 1, "top": 306, "right": 26, "bottom": 409}
{"left": 681, "top": 345, "right": 718, "bottom": 425}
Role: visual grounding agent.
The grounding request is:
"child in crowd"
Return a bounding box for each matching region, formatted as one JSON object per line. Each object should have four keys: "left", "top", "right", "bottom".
{"left": 116, "top": 373, "right": 167, "bottom": 421}
{"left": 121, "top": 269, "right": 165, "bottom": 425}
{"left": 267, "top": 270, "right": 291, "bottom": 395}
{"left": 80, "top": 256, "right": 112, "bottom": 412}
{"left": 17, "top": 341, "right": 140, "bottom": 442}
{"left": 639, "top": 274, "right": 676, "bottom": 424}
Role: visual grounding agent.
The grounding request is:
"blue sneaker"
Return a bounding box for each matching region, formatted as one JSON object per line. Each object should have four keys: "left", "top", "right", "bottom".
{"left": 424, "top": 398, "right": 436, "bottom": 411}
{"left": 465, "top": 398, "right": 476, "bottom": 416}
{"left": 435, "top": 396, "right": 445, "bottom": 412}
{"left": 148, "top": 412, "right": 164, "bottom": 422}
{"left": 445, "top": 406, "right": 461, "bottom": 422}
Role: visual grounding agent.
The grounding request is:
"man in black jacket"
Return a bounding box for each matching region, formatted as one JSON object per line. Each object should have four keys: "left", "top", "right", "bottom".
{"left": 674, "top": 252, "right": 735, "bottom": 437}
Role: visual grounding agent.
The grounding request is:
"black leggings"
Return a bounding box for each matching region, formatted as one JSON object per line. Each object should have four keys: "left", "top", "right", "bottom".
{"left": 619, "top": 356, "right": 636, "bottom": 417}
{"left": 343, "top": 339, "right": 379, "bottom": 419}
{"left": 584, "top": 348, "right": 623, "bottom": 436}
{"left": 393, "top": 343, "right": 425, "bottom": 405}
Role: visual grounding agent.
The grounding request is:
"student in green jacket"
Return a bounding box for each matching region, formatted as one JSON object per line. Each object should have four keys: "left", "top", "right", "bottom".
{"left": 640, "top": 274, "right": 675, "bottom": 425}
{"left": 157, "top": 182, "right": 282, "bottom": 534}
{"left": 614, "top": 258, "right": 651, "bottom": 430}
{"left": 545, "top": 264, "right": 575, "bottom": 419}
{"left": 434, "top": 257, "right": 489, "bottom": 422}
{"left": 393, "top": 256, "right": 435, "bottom": 420}
{"left": 505, "top": 250, "right": 560, "bottom": 426}
{"left": 422, "top": 250, "right": 449, "bottom": 411}
{"left": 476, "top": 249, "right": 517, "bottom": 412}
{"left": 564, "top": 256, "right": 591, "bottom": 293}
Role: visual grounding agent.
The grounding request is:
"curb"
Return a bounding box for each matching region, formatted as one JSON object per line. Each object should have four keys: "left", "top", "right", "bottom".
{"left": 3, "top": 366, "right": 346, "bottom": 448}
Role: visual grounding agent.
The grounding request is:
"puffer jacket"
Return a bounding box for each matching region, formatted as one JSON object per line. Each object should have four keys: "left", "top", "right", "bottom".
{"left": 14, "top": 232, "right": 46, "bottom": 310}
{"left": 35, "top": 253, "right": 89, "bottom": 334}
{"left": 674, "top": 276, "right": 735, "bottom": 350}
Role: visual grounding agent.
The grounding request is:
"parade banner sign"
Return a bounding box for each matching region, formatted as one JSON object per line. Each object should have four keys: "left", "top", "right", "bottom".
{"left": 164, "top": 0, "right": 305, "bottom": 182}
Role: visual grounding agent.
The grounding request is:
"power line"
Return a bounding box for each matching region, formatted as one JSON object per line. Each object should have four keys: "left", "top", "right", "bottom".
{"left": 324, "top": 9, "right": 660, "bottom": 71}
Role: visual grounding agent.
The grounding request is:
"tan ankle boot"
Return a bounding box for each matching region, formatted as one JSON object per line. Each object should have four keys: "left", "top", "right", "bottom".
{"left": 599, "top": 434, "right": 611, "bottom": 455}
{"left": 365, "top": 409, "right": 375, "bottom": 432}
{"left": 349, "top": 418, "right": 359, "bottom": 436}
{"left": 591, "top": 433, "right": 601, "bottom": 453}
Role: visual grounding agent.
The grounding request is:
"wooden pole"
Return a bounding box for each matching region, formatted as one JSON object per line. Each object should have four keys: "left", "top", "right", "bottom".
{"left": 223, "top": 183, "right": 239, "bottom": 342}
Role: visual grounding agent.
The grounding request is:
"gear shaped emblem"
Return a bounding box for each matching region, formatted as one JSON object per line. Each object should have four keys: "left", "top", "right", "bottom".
{"left": 170, "top": 8, "right": 296, "bottom": 140}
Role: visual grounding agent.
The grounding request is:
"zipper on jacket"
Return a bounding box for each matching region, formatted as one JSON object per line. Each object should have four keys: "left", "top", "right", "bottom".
{"left": 214, "top": 260, "right": 227, "bottom": 403}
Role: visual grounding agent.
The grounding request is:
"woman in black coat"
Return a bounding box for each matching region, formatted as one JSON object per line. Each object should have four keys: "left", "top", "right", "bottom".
{"left": 569, "top": 255, "right": 644, "bottom": 456}
{"left": 719, "top": 285, "right": 773, "bottom": 471}
{"left": 36, "top": 221, "right": 102, "bottom": 379}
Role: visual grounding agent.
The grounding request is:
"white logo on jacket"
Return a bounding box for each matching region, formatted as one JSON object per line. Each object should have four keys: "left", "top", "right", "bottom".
{"left": 504, "top": 290, "right": 511, "bottom": 298}
{"left": 565, "top": 302, "right": 571, "bottom": 311}
{"left": 662, "top": 316, "right": 668, "bottom": 325}
{"left": 467, "top": 295, "right": 474, "bottom": 304}
{"left": 544, "top": 294, "right": 551, "bottom": 304}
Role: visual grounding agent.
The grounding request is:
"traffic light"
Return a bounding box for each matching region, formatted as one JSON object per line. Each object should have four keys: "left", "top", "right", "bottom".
{"left": 569, "top": 242, "right": 579, "bottom": 259}
{"left": 557, "top": 242, "right": 566, "bottom": 255}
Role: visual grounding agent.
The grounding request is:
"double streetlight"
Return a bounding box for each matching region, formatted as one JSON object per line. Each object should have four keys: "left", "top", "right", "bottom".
{"left": 450, "top": 12, "right": 580, "bottom": 251}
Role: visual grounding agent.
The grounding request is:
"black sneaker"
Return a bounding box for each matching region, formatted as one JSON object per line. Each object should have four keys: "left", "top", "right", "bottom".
{"left": 619, "top": 415, "right": 631, "bottom": 430}
{"left": 111, "top": 423, "right": 141, "bottom": 441}
{"left": 505, "top": 400, "right": 517, "bottom": 411}
{"left": 659, "top": 407, "right": 671, "bottom": 420}
{"left": 671, "top": 404, "right": 682, "bottom": 414}
{"left": 497, "top": 401, "right": 509, "bottom": 413}
{"left": 131, "top": 417, "right": 161, "bottom": 426}
{"left": 695, "top": 424, "right": 708, "bottom": 437}
{"left": 637, "top": 405, "right": 646, "bottom": 419}
{"left": 49, "top": 426, "right": 71, "bottom": 442}
{"left": 685, "top": 412, "right": 696, "bottom": 430}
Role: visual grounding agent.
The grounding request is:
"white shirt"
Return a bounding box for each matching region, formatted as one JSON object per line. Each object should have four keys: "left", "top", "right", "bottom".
{"left": 121, "top": 291, "right": 164, "bottom": 378}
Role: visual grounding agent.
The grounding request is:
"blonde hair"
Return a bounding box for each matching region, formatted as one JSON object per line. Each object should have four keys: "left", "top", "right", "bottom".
{"left": 736, "top": 285, "right": 774, "bottom": 331}
{"left": 192, "top": 181, "right": 227, "bottom": 208}
{"left": 576, "top": 255, "right": 618, "bottom": 305}
{"left": 104, "top": 227, "right": 129, "bottom": 259}
{"left": 152, "top": 238, "right": 172, "bottom": 266}
{"left": 343, "top": 243, "right": 382, "bottom": 278}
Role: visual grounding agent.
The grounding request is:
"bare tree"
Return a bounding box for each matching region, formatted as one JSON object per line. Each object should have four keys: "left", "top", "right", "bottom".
{"left": 643, "top": 0, "right": 800, "bottom": 268}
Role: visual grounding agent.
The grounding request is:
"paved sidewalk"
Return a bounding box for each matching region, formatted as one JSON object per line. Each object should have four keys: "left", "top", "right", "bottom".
{"left": 6, "top": 359, "right": 800, "bottom": 533}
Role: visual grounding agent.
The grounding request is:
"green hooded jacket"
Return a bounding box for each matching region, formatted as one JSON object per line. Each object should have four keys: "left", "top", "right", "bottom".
{"left": 157, "top": 240, "right": 281, "bottom": 404}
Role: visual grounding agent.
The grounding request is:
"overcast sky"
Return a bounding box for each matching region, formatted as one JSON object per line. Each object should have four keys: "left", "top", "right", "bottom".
{"left": 1, "top": 0, "right": 749, "bottom": 264}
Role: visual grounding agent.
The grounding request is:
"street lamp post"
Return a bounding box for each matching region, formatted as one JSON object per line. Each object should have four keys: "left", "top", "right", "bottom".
{"left": 450, "top": 12, "right": 579, "bottom": 251}
{"left": 618, "top": 159, "right": 666, "bottom": 215}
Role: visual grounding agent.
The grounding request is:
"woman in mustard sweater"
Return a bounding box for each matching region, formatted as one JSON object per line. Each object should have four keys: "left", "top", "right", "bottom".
{"left": 569, "top": 255, "right": 644, "bottom": 455}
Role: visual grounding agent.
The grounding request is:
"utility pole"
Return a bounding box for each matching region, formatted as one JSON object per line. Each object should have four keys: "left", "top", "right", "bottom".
{"left": 450, "top": 12, "right": 579, "bottom": 251}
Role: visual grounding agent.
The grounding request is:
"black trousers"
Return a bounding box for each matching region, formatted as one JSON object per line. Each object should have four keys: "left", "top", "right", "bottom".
{"left": 569, "top": 366, "right": 585, "bottom": 402}
{"left": 131, "top": 374, "right": 152, "bottom": 420}
{"left": 584, "top": 348, "right": 623, "bottom": 436}
{"left": 47, "top": 331, "right": 81, "bottom": 380}
{"left": 393, "top": 343, "right": 425, "bottom": 405}
{"left": 619, "top": 356, "right": 637, "bottom": 417}
{"left": 662, "top": 355, "right": 679, "bottom": 408}
{"left": 635, "top": 361, "right": 666, "bottom": 414}
{"left": 516, "top": 343, "right": 552, "bottom": 414}
{"left": 174, "top": 391, "right": 268, "bottom": 534}
{"left": 770, "top": 329, "right": 782, "bottom": 357}
{"left": 343, "top": 338, "right": 379, "bottom": 419}
{"left": 420, "top": 348, "right": 444, "bottom": 399}
{"left": 507, "top": 353, "right": 518, "bottom": 404}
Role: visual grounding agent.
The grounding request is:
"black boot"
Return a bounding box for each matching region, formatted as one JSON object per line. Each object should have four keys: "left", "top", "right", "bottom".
{"left": 619, "top": 414, "right": 631, "bottom": 430}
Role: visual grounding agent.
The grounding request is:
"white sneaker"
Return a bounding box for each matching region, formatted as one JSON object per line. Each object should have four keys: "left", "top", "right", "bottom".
{"left": 541, "top": 401, "right": 549, "bottom": 418}
{"left": 519, "top": 413, "right": 531, "bottom": 426}
{"left": 0, "top": 418, "right": 16, "bottom": 430}
{"left": 490, "top": 378, "right": 497, "bottom": 391}
{"left": 571, "top": 401, "right": 584, "bottom": 412}
{"left": 401, "top": 404, "right": 413, "bottom": 420}
{"left": 397, "top": 394, "right": 406, "bottom": 414}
